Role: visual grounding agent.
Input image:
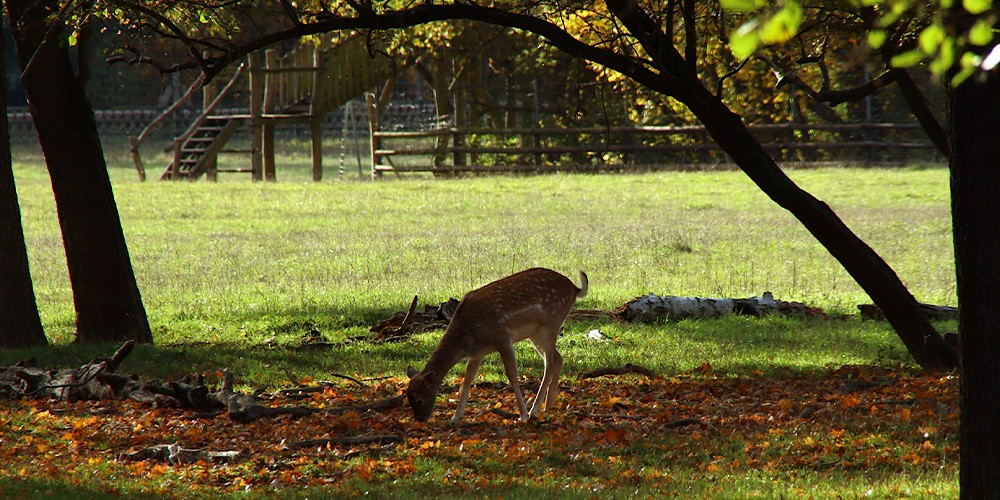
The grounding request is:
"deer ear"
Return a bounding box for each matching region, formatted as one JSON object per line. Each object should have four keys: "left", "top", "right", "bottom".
{"left": 406, "top": 365, "right": 419, "bottom": 378}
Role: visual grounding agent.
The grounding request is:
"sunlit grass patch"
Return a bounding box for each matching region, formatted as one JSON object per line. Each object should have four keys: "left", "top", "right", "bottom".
{"left": 3, "top": 140, "right": 958, "bottom": 496}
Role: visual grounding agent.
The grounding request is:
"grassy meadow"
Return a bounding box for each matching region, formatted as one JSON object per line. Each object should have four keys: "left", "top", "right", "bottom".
{"left": 1, "top": 138, "right": 958, "bottom": 497}
{"left": 8, "top": 139, "right": 956, "bottom": 370}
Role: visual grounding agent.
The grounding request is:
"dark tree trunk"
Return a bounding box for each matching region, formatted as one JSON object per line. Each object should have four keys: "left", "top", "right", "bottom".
{"left": 951, "top": 71, "right": 1000, "bottom": 496}
{"left": 6, "top": 0, "right": 153, "bottom": 344}
{"left": 0, "top": 16, "right": 47, "bottom": 349}
{"left": 683, "top": 86, "right": 958, "bottom": 370}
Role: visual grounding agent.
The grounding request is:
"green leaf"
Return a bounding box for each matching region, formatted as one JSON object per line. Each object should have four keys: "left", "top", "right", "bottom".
{"left": 199, "top": 10, "right": 209, "bottom": 24}
{"left": 963, "top": 0, "right": 992, "bottom": 15}
{"left": 918, "top": 24, "right": 945, "bottom": 54}
{"left": 890, "top": 49, "right": 924, "bottom": 68}
{"left": 950, "top": 54, "right": 978, "bottom": 86}
{"left": 868, "top": 30, "right": 887, "bottom": 49}
{"left": 930, "top": 38, "right": 957, "bottom": 74}
{"left": 758, "top": 2, "right": 804, "bottom": 44}
{"left": 68, "top": 33, "right": 77, "bottom": 47}
{"left": 720, "top": 0, "right": 761, "bottom": 12}
{"left": 730, "top": 29, "right": 761, "bottom": 59}
{"left": 968, "top": 19, "right": 995, "bottom": 46}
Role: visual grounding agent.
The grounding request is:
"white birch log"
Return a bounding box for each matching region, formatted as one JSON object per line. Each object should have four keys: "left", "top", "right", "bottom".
{"left": 617, "top": 292, "right": 818, "bottom": 322}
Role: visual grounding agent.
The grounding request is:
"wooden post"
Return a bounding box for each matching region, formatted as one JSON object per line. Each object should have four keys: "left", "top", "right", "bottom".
{"left": 248, "top": 52, "right": 264, "bottom": 181}
{"left": 171, "top": 138, "right": 182, "bottom": 179}
{"left": 311, "top": 120, "right": 323, "bottom": 182}
{"left": 129, "top": 135, "right": 146, "bottom": 182}
{"left": 262, "top": 49, "right": 279, "bottom": 182}
{"left": 701, "top": 129, "right": 711, "bottom": 164}
{"left": 533, "top": 130, "right": 543, "bottom": 169}
{"left": 451, "top": 59, "right": 467, "bottom": 171}
{"left": 621, "top": 128, "right": 632, "bottom": 168}
{"left": 452, "top": 129, "right": 465, "bottom": 173}
{"left": 310, "top": 47, "right": 323, "bottom": 182}
{"left": 366, "top": 92, "right": 381, "bottom": 180}
{"left": 202, "top": 64, "right": 219, "bottom": 182}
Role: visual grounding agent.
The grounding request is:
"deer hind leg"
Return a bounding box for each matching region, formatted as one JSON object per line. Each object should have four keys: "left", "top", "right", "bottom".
{"left": 496, "top": 341, "right": 530, "bottom": 421}
{"left": 529, "top": 331, "right": 563, "bottom": 418}
{"left": 451, "top": 356, "right": 483, "bottom": 425}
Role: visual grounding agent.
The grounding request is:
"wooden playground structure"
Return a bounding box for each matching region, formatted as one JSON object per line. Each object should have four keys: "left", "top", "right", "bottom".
{"left": 131, "top": 36, "right": 394, "bottom": 181}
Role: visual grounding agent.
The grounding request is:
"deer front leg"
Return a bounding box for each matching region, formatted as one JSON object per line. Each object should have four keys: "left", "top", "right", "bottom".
{"left": 451, "top": 356, "right": 483, "bottom": 425}
{"left": 496, "top": 342, "right": 530, "bottom": 421}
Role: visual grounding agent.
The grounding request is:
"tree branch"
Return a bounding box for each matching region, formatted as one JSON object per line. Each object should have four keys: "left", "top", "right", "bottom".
{"left": 756, "top": 55, "right": 842, "bottom": 123}
{"left": 876, "top": 46, "right": 952, "bottom": 159}
{"left": 716, "top": 58, "right": 749, "bottom": 97}
{"left": 603, "top": 0, "right": 687, "bottom": 77}
{"left": 175, "top": 3, "right": 694, "bottom": 102}
{"left": 279, "top": 0, "right": 304, "bottom": 26}
{"left": 681, "top": 0, "right": 697, "bottom": 75}
{"left": 813, "top": 71, "right": 896, "bottom": 106}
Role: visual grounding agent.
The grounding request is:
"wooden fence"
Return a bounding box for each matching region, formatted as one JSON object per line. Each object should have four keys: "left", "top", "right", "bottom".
{"left": 370, "top": 123, "right": 942, "bottom": 178}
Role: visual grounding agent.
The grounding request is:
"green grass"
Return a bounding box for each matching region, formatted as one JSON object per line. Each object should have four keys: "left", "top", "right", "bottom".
{"left": 1, "top": 139, "right": 958, "bottom": 496}
{"left": 7, "top": 139, "right": 955, "bottom": 376}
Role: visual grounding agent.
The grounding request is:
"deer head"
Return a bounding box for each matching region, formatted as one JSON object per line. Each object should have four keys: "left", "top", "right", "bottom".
{"left": 405, "top": 365, "right": 438, "bottom": 422}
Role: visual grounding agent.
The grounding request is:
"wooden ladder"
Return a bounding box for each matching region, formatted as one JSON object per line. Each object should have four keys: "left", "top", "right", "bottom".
{"left": 161, "top": 116, "right": 242, "bottom": 180}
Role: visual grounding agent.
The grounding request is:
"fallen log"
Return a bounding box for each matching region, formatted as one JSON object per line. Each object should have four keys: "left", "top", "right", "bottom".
{"left": 0, "top": 343, "right": 330, "bottom": 424}
{"left": 615, "top": 292, "right": 823, "bottom": 322}
{"left": 369, "top": 297, "right": 459, "bottom": 342}
{"left": 858, "top": 303, "right": 958, "bottom": 321}
{"left": 6, "top": 341, "right": 141, "bottom": 401}
{"left": 327, "top": 395, "right": 405, "bottom": 415}
{"left": 121, "top": 444, "right": 248, "bottom": 464}
{"left": 578, "top": 364, "right": 659, "bottom": 380}
{"left": 290, "top": 435, "right": 402, "bottom": 449}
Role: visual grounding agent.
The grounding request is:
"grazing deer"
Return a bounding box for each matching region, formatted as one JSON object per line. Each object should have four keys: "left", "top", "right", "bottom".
{"left": 406, "top": 267, "right": 588, "bottom": 424}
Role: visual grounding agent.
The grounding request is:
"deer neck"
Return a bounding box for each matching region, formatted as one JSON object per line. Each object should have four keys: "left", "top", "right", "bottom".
{"left": 419, "top": 330, "right": 469, "bottom": 388}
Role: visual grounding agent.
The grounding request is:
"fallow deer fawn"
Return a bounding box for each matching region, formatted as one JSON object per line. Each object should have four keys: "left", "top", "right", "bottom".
{"left": 406, "top": 267, "right": 588, "bottom": 424}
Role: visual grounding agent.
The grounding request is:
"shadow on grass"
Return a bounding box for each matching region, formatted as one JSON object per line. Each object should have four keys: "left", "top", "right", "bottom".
{"left": 0, "top": 339, "right": 427, "bottom": 387}
{"left": 0, "top": 477, "right": 124, "bottom": 499}
{"left": 0, "top": 311, "right": 947, "bottom": 387}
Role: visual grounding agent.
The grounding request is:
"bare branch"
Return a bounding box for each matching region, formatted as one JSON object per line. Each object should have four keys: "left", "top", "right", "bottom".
{"left": 279, "top": 0, "right": 304, "bottom": 26}
{"left": 181, "top": 3, "right": 693, "bottom": 100}
{"left": 880, "top": 59, "right": 951, "bottom": 159}
{"left": 756, "top": 55, "right": 843, "bottom": 123}
{"left": 604, "top": 0, "right": 687, "bottom": 77}
{"left": 716, "top": 58, "right": 749, "bottom": 97}
{"left": 681, "top": 0, "right": 697, "bottom": 75}
{"left": 113, "top": 1, "right": 207, "bottom": 71}
{"left": 814, "top": 71, "right": 896, "bottom": 106}
{"left": 666, "top": 0, "right": 676, "bottom": 37}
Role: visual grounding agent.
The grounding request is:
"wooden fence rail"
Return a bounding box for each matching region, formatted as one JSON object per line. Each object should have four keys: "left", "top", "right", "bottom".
{"left": 370, "top": 123, "right": 941, "bottom": 178}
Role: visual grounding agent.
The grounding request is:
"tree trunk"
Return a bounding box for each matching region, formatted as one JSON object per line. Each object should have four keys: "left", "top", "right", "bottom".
{"left": 951, "top": 70, "right": 1000, "bottom": 496}
{"left": 432, "top": 58, "right": 454, "bottom": 170}
{"left": 6, "top": 0, "right": 153, "bottom": 344}
{"left": 684, "top": 86, "right": 957, "bottom": 370}
{"left": 0, "top": 18, "right": 47, "bottom": 348}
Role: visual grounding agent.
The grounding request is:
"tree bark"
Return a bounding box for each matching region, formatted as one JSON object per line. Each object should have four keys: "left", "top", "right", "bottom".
{"left": 683, "top": 85, "right": 957, "bottom": 370}
{"left": 6, "top": 0, "right": 153, "bottom": 344}
{"left": 0, "top": 18, "right": 47, "bottom": 348}
{"left": 431, "top": 58, "right": 455, "bottom": 170}
{"left": 951, "top": 70, "right": 1000, "bottom": 497}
